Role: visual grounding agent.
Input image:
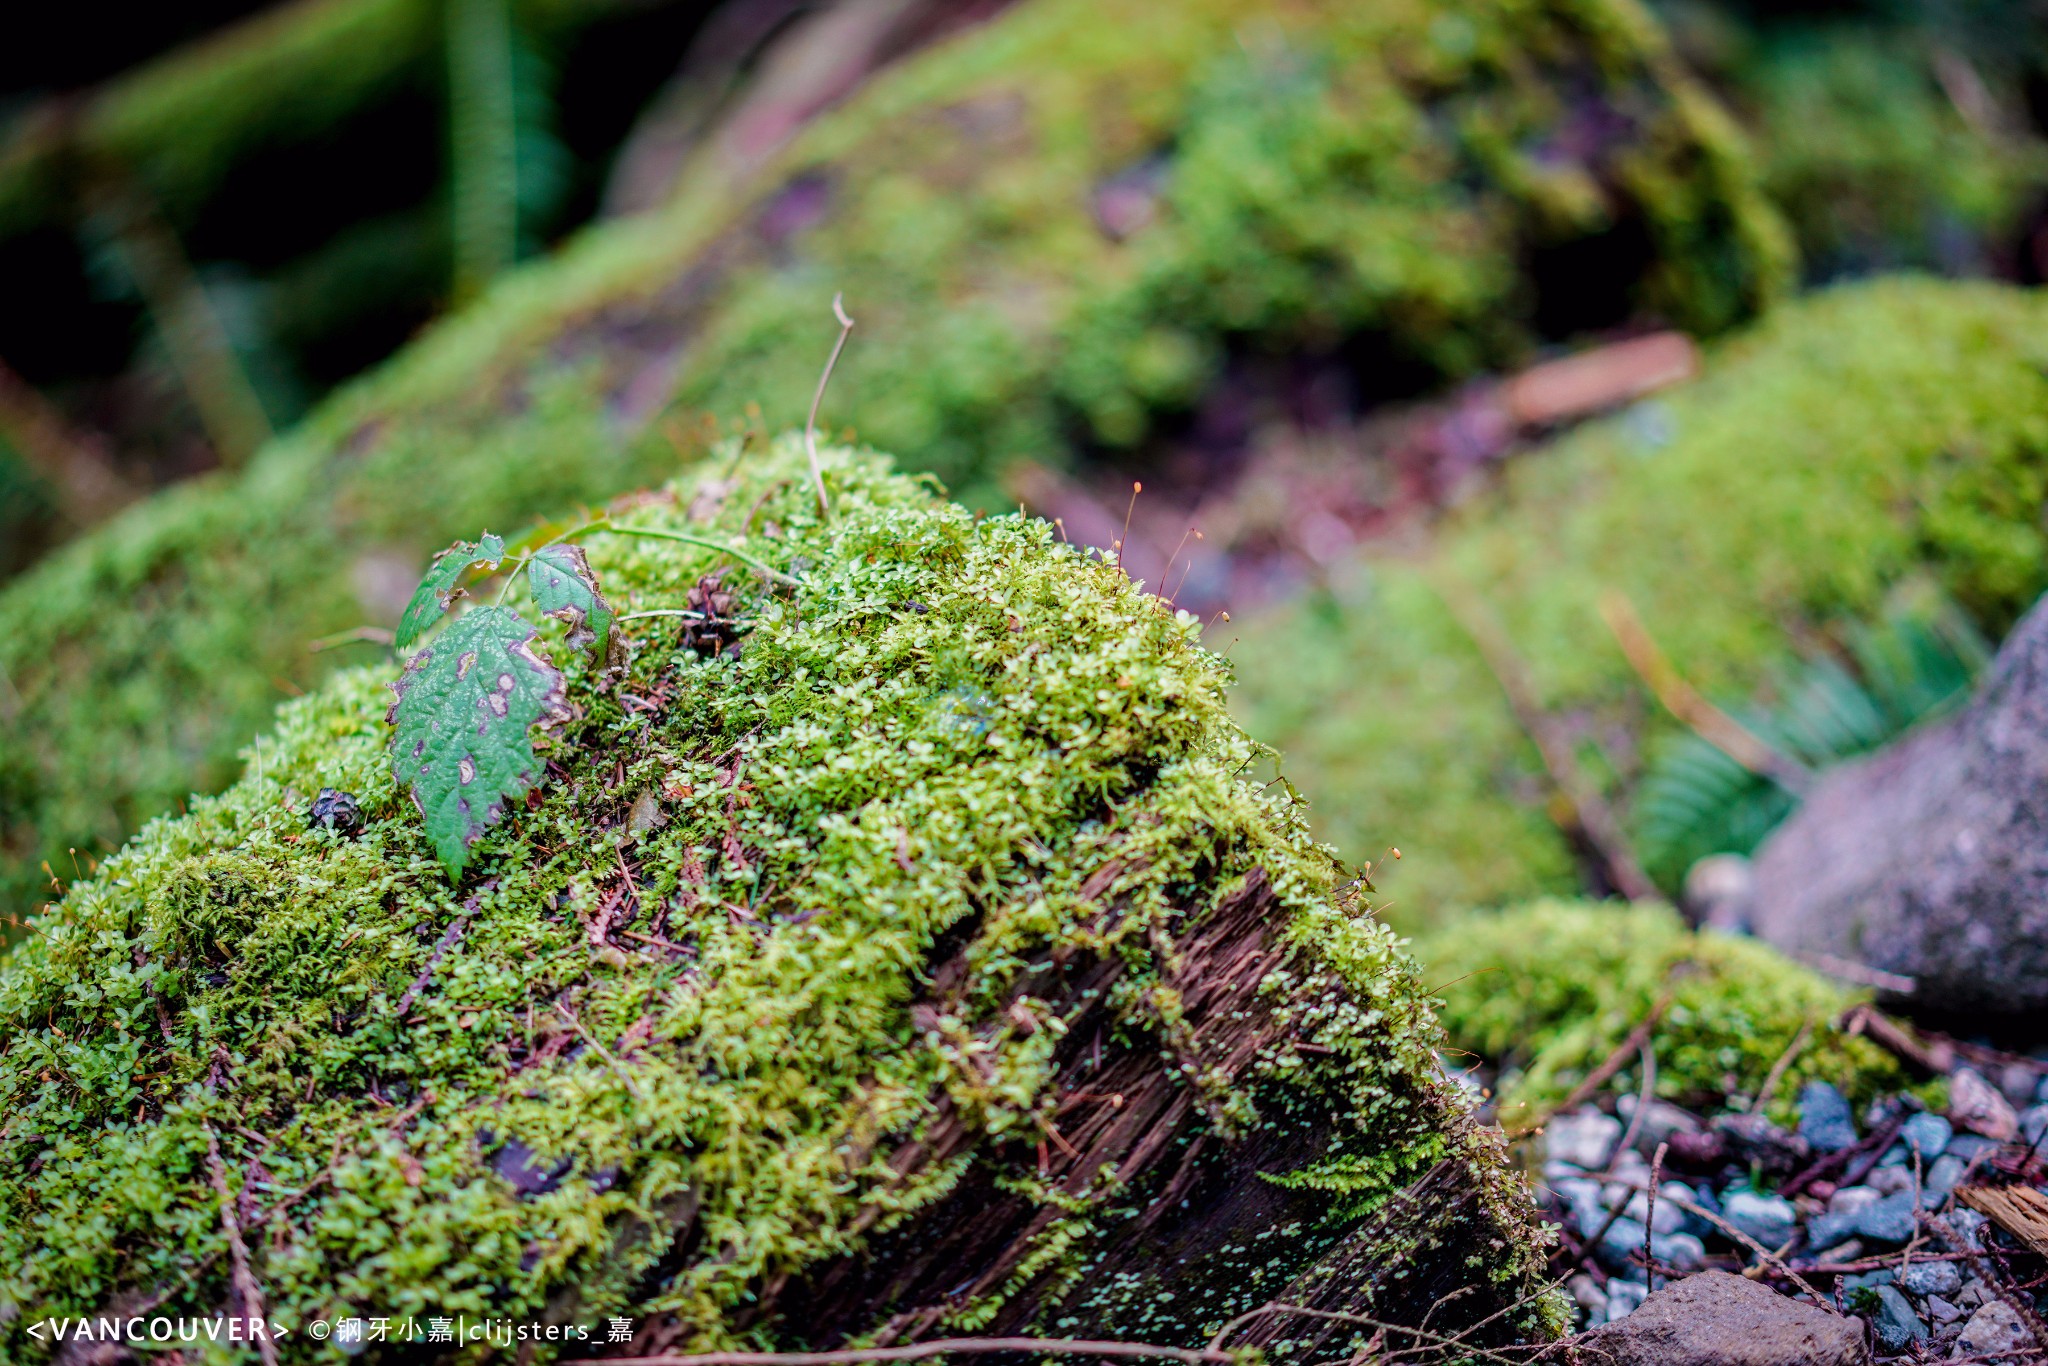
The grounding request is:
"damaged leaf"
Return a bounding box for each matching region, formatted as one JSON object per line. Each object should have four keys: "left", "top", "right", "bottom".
{"left": 395, "top": 533, "right": 506, "bottom": 648}
{"left": 387, "top": 605, "right": 566, "bottom": 877}
{"left": 526, "top": 543, "right": 621, "bottom": 669}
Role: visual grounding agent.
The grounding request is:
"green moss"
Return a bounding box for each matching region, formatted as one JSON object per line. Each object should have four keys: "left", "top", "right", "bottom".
{"left": 668, "top": 0, "right": 1789, "bottom": 505}
{"left": 0, "top": 439, "right": 1545, "bottom": 1355}
{"left": 1415, "top": 899, "right": 1932, "bottom": 1127}
{"left": 1732, "top": 24, "right": 2048, "bottom": 279}
{"left": 0, "top": 0, "right": 1788, "bottom": 922}
{"left": 1231, "top": 277, "right": 2048, "bottom": 913}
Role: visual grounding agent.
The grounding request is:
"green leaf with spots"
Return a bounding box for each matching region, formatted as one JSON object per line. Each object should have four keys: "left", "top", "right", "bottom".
{"left": 395, "top": 533, "right": 505, "bottom": 648}
{"left": 526, "top": 542, "right": 621, "bottom": 669}
{"left": 386, "top": 605, "right": 565, "bottom": 877}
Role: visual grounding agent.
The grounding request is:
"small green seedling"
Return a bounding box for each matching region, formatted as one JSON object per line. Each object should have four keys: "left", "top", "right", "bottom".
{"left": 387, "top": 534, "right": 618, "bottom": 878}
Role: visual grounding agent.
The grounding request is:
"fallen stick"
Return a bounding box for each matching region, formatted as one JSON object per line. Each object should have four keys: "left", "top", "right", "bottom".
{"left": 605, "top": 1340, "right": 1231, "bottom": 1366}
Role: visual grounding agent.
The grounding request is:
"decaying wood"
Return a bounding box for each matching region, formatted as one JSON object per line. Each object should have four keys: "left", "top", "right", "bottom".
{"left": 613, "top": 865, "right": 1525, "bottom": 1359}
{"left": 1957, "top": 1185, "right": 2048, "bottom": 1260}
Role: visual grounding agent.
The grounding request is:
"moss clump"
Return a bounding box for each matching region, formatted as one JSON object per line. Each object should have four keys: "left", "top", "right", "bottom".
{"left": 0, "top": 0, "right": 1791, "bottom": 919}
{"left": 1231, "top": 277, "right": 2048, "bottom": 913}
{"left": 0, "top": 439, "right": 1547, "bottom": 1356}
{"left": 1730, "top": 24, "right": 2048, "bottom": 280}
{"left": 667, "top": 0, "right": 1788, "bottom": 501}
{"left": 1415, "top": 899, "right": 1929, "bottom": 1128}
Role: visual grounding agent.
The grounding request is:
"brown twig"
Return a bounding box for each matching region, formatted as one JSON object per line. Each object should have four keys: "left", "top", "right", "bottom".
{"left": 1535, "top": 986, "right": 1676, "bottom": 1129}
{"left": 803, "top": 292, "right": 855, "bottom": 521}
{"left": 1645, "top": 1140, "right": 1668, "bottom": 1292}
{"left": 1598, "top": 590, "right": 1812, "bottom": 796}
{"left": 204, "top": 1127, "right": 280, "bottom": 1366}
{"left": 605, "top": 1339, "right": 1231, "bottom": 1366}
{"left": 1608, "top": 1178, "right": 1832, "bottom": 1309}
{"left": 395, "top": 906, "right": 475, "bottom": 1017}
{"left": 1753, "top": 1019, "right": 1813, "bottom": 1115}
{"left": 1436, "top": 577, "right": 1657, "bottom": 901}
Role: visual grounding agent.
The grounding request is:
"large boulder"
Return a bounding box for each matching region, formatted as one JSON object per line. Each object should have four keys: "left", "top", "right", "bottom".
{"left": 1750, "top": 593, "right": 2048, "bottom": 1015}
{"left": 0, "top": 440, "right": 1557, "bottom": 1357}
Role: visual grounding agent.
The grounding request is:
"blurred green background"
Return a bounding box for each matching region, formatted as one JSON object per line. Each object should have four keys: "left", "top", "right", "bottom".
{"left": 6, "top": 0, "right": 2048, "bottom": 925}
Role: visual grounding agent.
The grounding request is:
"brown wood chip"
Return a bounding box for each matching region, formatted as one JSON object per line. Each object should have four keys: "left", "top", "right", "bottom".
{"left": 1957, "top": 1185, "right": 2048, "bottom": 1259}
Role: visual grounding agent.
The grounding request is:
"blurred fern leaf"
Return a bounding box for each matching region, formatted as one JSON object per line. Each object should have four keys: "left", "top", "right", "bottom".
{"left": 1635, "top": 595, "right": 1990, "bottom": 889}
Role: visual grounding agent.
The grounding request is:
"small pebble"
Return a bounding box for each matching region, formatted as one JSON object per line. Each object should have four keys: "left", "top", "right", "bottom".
{"left": 1603, "top": 1278, "right": 1648, "bottom": 1321}
{"left": 1949, "top": 1067, "right": 2020, "bottom": 1142}
{"left": 1896, "top": 1258, "right": 1962, "bottom": 1298}
{"left": 1869, "top": 1284, "right": 1928, "bottom": 1349}
{"left": 1958, "top": 1300, "right": 2030, "bottom": 1359}
{"left": 1546, "top": 1110, "right": 1622, "bottom": 1170}
{"left": 2020, "top": 1103, "right": 2048, "bottom": 1149}
{"left": 1567, "top": 1272, "right": 1605, "bottom": 1322}
{"left": 1829, "top": 1184, "right": 1882, "bottom": 1216}
{"left": 1925, "top": 1294, "right": 1962, "bottom": 1325}
{"left": 1721, "top": 1189, "right": 1796, "bottom": 1248}
{"left": 1868, "top": 1165, "right": 1916, "bottom": 1196}
{"left": 1921, "top": 1153, "right": 1966, "bottom": 1208}
{"left": 1652, "top": 1231, "right": 1705, "bottom": 1272}
{"left": 1797, "top": 1079, "right": 1858, "bottom": 1152}
{"left": 1899, "top": 1111, "right": 1952, "bottom": 1160}
{"left": 1853, "top": 1189, "right": 1918, "bottom": 1244}
{"left": 1944, "top": 1133, "right": 2000, "bottom": 1165}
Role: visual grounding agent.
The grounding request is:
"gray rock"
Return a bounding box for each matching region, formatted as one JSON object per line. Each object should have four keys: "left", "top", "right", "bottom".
{"left": 1597, "top": 1216, "right": 1650, "bottom": 1272}
{"left": 1548, "top": 1109, "right": 1623, "bottom": 1170}
{"left": 1749, "top": 595, "right": 2048, "bottom": 1015}
{"left": 1569, "top": 1272, "right": 1607, "bottom": 1322}
{"left": 1798, "top": 1080, "right": 1858, "bottom": 1153}
{"left": 1853, "top": 1190, "right": 1918, "bottom": 1244}
{"left": 1841, "top": 1269, "right": 1895, "bottom": 1295}
{"left": 1829, "top": 1185, "right": 1883, "bottom": 1216}
{"left": 1605, "top": 1278, "right": 1650, "bottom": 1321}
{"left": 1950, "top": 1066, "right": 2020, "bottom": 1142}
{"left": 2037, "top": 1072, "right": 2048, "bottom": 1105}
{"left": 2022, "top": 1104, "right": 2048, "bottom": 1149}
{"left": 1655, "top": 1232, "right": 1707, "bottom": 1273}
{"left": 1957, "top": 1299, "right": 2036, "bottom": 1360}
{"left": 1868, "top": 1163, "right": 1916, "bottom": 1196}
{"left": 1803, "top": 1211, "right": 1858, "bottom": 1249}
{"left": 1684, "top": 853, "right": 1757, "bottom": 933}
{"left": 1896, "top": 1258, "right": 1962, "bottom": 1298}
{"left": 1867, "top": 1284, "right": 1927, "bottom": 1350}
{"left": 1922, "top": 1153, "right": 1966, "bottom": 1207}
{"left": 1575, "top": 1270, "right": 1868, "bottom": 1365}
{"left": 1926, "top": 1293, "right": 1962, "bottom": 1324}
{"left": 1945, "top": 1133, "right": 2001, "bottom": 1165}
{"left": 1617, "top": 1094, "right": 1702, "bottom": 1152}
{"left": 1721, "top": 1189, "right": 1797, "bottom": 1248}
{"left": 1900, "top": 1112, "right": 1952, "bottom": 1160}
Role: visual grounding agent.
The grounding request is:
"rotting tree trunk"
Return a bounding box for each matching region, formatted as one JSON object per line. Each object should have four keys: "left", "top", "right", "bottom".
{"left": 611, "top": 870, "right": 1528, "bottom": 1360}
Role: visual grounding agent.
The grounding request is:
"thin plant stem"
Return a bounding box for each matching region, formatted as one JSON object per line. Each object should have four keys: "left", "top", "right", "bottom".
{"left": 804, "top": 293, "right": 856, "bottom": 521}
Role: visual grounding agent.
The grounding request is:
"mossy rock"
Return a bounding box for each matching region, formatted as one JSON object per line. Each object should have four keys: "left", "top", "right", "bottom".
{"left": 0, "top": 0, "right": 1789, "bottom": 920}
{"left": 1414, "top": 899, "right": 1934, "bottom": 1129}
{"left": 0, "top": 440, "right": 1556, "bottom": 1357}
{"left": 1231, "top": 276, "right": 2048, "bottom": 913}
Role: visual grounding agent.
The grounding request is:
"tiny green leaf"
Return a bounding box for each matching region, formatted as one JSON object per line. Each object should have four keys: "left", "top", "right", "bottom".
{"left": 526, "top": 543, "right": 622, "bottom": 669}
{"left": 386, "top": 605, "right": 565, "bottom": 877}
{"left": 395, "top": 533, "right": 506, "bottom": 648}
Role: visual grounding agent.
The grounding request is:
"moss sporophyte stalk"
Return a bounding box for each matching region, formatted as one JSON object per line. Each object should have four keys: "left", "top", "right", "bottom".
{"left": 0, "top": 439, "right": 1557, "bottom": 1358}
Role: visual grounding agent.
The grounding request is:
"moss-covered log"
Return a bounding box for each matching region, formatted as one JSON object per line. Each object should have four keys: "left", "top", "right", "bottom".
{"left": 0, "top": 0, "right": 1788, "bottom": 917}
{"left": 0, "top": 441, "right": 1556, "bottom": 1359}
{"left": 1233, "top": 277, "right": 2048, "bottom": 914}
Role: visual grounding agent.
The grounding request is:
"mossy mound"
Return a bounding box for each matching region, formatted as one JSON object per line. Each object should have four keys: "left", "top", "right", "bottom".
{"left": 1415, "top": 900, "right": 1930, "bottom": 1129}
{"left": 0, "top": 0, "right": 1790, "bottom": 919}
{"left": 0, "top": 441, "right": 1553, "bottom": 1357}
{"left": 653, "top": 0, "right": 1788, "bottom": 501}
{"left": 1231, "top": 276, "right": 2048, "bottom": 913}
